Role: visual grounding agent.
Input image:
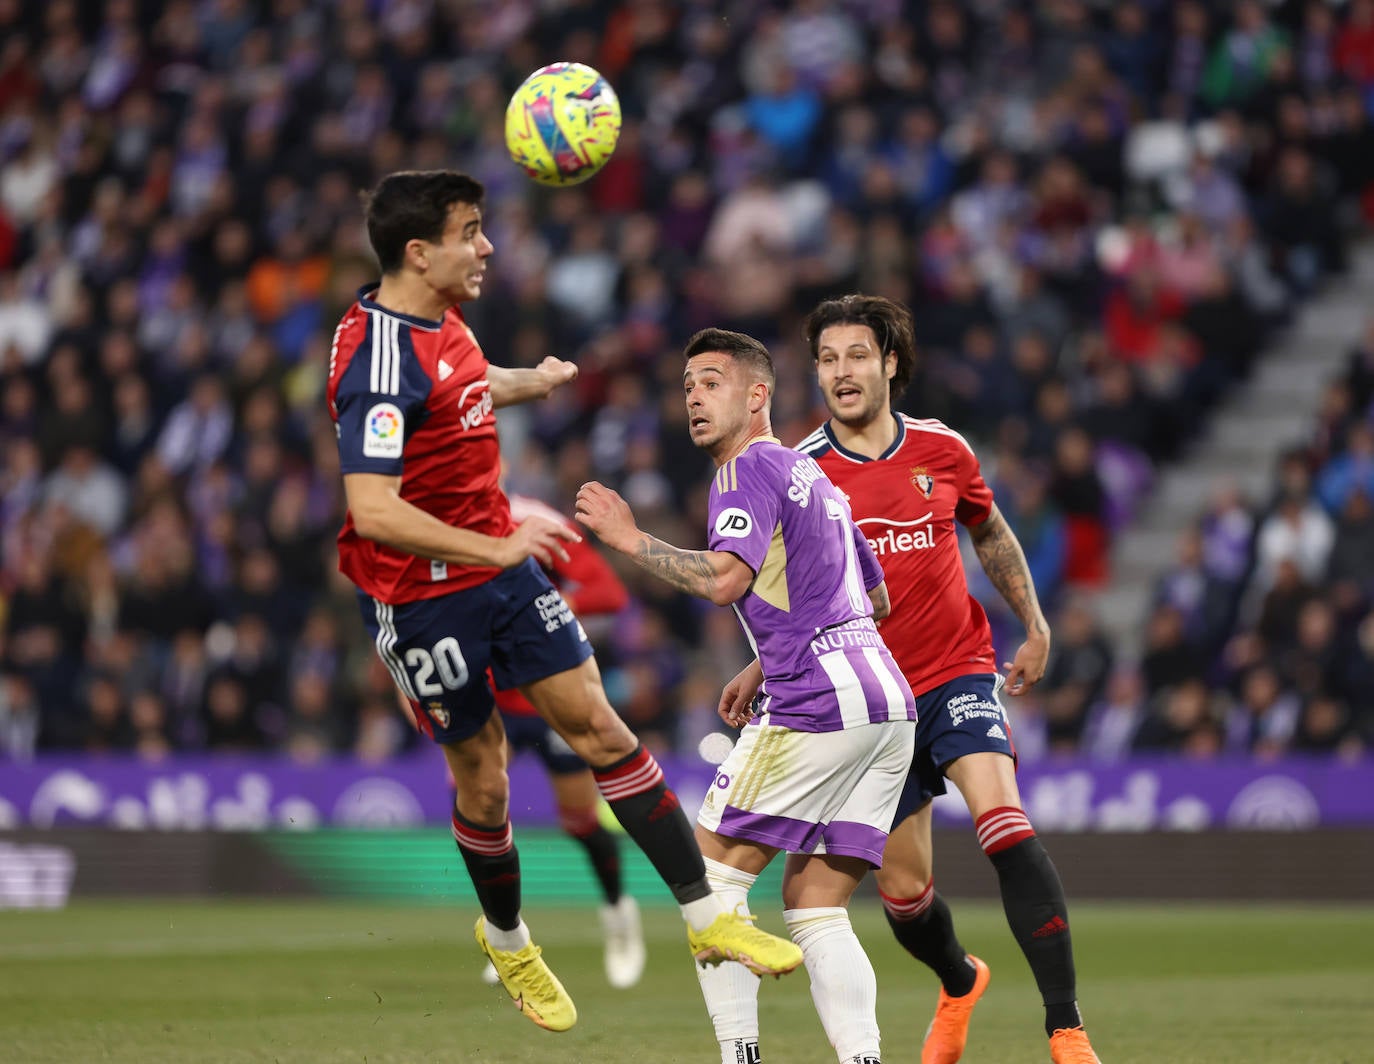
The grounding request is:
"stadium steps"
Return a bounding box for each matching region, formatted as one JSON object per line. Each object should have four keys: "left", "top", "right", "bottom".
{"left": 1093, "top": 238, "right": 1374, "bottom": 659}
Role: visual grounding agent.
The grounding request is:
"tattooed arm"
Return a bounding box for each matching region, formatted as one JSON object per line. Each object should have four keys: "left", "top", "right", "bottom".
{"left": 966, "top": 503, "right": 1051, "bottom": 694}
{"left": 868, "top": 581, "right": 891, "bottom": 621}
{"left": 574, "top": 480, "right": 754, "bottom": 605}
{"left": 625, "top": 533, "right": 754, "bottom": 605}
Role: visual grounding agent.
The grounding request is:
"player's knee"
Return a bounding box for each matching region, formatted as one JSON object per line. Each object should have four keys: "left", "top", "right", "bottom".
{"left": 556, "top": 705, "right": 634, "bottom": 764}
{"left": 783, "top": 906, "right": 852, "bottom": 948}
{"left": 874, "top": 864, "right": 931, "bottom": 901}
{"left": 557, "top": 804, "right": 600, "bottom": 836}
{"left": 454, "top": 770, "right": 510, "bottom": 823}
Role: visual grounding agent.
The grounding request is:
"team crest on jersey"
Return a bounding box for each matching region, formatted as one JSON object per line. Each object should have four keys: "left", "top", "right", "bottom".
{"left": 427, "top": 702, "right": 450, "bottom": 728}
{"left": 910, "top": 466, "right": 934, "bottom": 499}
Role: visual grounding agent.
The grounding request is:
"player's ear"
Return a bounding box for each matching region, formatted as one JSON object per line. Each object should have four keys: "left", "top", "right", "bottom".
{"left": 405, "top": 237, "right": 430, "bottom": 272}
{"left": 885, "top": 350, "right": 897, "bottom": 381}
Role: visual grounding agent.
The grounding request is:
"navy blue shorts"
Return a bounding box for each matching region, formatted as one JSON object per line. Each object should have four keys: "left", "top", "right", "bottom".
{"left": 358, "top": 559, "right": 594, "bottom": 744}
{"left": 502, "top": 712, "right": 588, "bottom": 775}
{"left": 892, "top": 672, "right": 1016, "bottom": 824}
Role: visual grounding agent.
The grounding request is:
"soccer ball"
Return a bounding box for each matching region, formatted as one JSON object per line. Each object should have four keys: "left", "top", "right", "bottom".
{"left": 505, "top": 62, "right": 622, "bottom": 187}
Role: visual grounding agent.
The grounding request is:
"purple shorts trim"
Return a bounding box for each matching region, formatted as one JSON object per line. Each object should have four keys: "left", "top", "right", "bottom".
{"left": 717, "top": 808, "right": 888, "bottom": 867}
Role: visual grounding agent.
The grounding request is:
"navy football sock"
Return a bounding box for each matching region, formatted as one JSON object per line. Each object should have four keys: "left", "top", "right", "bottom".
{"left": 593, "top": 744, "right": 710, "bottom": 903}
{"left": 978, "top": 808, "right": 1080, "bottom": 1036}
{"left": 452, "top": 810, "right": 521, "bottom": 931}
{"left": 568, "top": 821, "right": 623, "bottom": 905}
{"left": 881, "top": 884, "right": 976, "bottom": 996}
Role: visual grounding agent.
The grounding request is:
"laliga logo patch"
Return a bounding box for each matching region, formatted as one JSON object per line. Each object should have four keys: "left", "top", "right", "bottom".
{"left": 714, "top": 507, "right": 752, "bottom": 539}
{"left": 911, "top": 465, "right": 934, "bottom": 499}
{"left": 363, "top": 402, "right": 404, "bottom": 459}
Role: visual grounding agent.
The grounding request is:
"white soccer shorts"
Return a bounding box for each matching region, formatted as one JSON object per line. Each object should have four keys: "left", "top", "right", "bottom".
{"left": 696, "top": 719, "right": 916, "bottom": 866}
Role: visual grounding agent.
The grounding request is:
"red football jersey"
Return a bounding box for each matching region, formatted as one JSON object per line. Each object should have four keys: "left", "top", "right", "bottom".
{"left": 327, "top": 286, "right": 514, "bottom": 605}
{"left": 798, "top": 412, "right": 997, "bottom": 697}
{"left": 491, "top": 494, "right": 629, "bottom": 717}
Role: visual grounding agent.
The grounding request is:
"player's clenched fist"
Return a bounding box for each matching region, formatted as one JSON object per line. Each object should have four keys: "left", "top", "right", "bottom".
{"left": 535, "top": 356, "right": 577, "bottom": 393}
{"left": 573, "top": 481, "right": 640, "bottom": 554}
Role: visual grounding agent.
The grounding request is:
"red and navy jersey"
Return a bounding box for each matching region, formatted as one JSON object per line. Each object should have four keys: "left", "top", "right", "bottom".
{"left": 327, "top": 285, "right": 514, "bottom": 605}
{"left": 491, "top": 493, "right": 629, "bottom": 718}
{"left": 796, "top": 412, "right": 997, "bottom": 698}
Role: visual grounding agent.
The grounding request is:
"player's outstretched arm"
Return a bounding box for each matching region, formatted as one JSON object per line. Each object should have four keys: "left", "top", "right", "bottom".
{"left": 487, "top": 357, "right": 577, "bottom": 408}
{"left": 574, "top": 480, "right": 754, "bottom": 606}
{"left": 966, "top": 502, "right": 1050, "bottom": 695}
{"left": 346, "top": 472, "right": 576, "bottom": 568}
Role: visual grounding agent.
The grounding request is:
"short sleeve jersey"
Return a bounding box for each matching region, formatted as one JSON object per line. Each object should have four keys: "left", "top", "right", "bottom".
{"left": 708, "top": 436, "right": 916, "bottom": 733}
{"left": 327, "top": 285, "right": 514, "bottom": 605}
{"left": 798, "top": 413, "right": 998, "bottom": 697}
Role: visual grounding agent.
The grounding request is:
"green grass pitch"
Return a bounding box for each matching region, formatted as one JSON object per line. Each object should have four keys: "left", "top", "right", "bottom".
{"left": 2, "top": 900, "right": 1372, "bottom": 1063}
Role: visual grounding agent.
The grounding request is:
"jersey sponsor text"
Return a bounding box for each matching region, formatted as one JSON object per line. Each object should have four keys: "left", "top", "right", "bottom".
{"left": 862, "top": 517, "right": 936, "bottom": 557}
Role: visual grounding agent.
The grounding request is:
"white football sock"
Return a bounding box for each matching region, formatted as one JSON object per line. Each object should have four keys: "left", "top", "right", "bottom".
{"left": 482, "top": 917, "right": 530, "bottom": 952}
{"left": 784, "top": 907, "right": 880, "bottom": 1063}
{"left": 681, "top": 892, "right": 727, "bottom": 932}
{"left": 696, "top": 857, "right": 762, "bottom": 1062}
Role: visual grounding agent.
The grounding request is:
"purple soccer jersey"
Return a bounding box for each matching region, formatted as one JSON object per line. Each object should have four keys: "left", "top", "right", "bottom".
{"left": 707, "top": 436, "right": 917, "bottom": 732}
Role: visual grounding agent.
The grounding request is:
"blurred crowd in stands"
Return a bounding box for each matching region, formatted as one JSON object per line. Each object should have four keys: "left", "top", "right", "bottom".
{"left": 1, "top": 0, "right": 1372, "bottom": 765}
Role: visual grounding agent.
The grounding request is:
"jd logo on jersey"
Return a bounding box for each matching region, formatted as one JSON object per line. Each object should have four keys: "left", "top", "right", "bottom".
{"left": 714, "top": 508, "right": 752, "bottom": 538}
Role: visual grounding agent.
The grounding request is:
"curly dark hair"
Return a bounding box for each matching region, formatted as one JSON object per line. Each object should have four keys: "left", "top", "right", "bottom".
{"left": 802, "top": 294, "right": 917, "bottom": 401}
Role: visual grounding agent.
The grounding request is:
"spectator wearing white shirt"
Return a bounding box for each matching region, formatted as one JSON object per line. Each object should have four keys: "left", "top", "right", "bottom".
{"left": 1251, "top": 489, "right": 1336, "bottom": 596}
{"left": 0, "top": 129, "right": 58, "bottom": 226}
{"left": 43, "top": 443, "right": 128, "bottom": 538}
{"left": 155, "top": 373, "right": 233, "bottom": 476}
{"left": 0, "top": 272, "right": 53, "bottom": 366}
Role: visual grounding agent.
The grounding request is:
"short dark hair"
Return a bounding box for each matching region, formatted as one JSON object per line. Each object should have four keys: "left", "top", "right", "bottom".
{"left": 683, "top": 328, "right": 776, "bottom": 391}
{"left": 363, "top": 170, "right": 485, "bottom": 274}
{"left": 803, "top": 294, "right": 917, "bottom": 401}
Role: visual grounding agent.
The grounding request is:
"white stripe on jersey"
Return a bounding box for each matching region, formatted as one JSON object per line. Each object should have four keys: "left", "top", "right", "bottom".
{"left": 901, "top": 415, "right": 976, "bottom": 457}
{"left": 387, "top": 315, "right": 401, "bottom": 394}
{"left": 862, "top": 646, "right": 910, "bottom": 721}
{"left": 815, "top": 649, "right": 872, "bottom": 729}
{"left": 730, "top": 603, "right": 769, "bottom": 720}
{"left": 367, "top": 310, "right": 402, "bottom": 396}
{"left": 795, "top": 426, "right": 828, "bottom": 455}
{"left": 369, "top": 311, "right": 381, "bottom": 393}
{"left": 732, "top": 602, "right": 762, "bottom": 660}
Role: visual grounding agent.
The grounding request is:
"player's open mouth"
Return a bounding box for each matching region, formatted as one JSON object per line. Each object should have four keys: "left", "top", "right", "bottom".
{"left": 690, "top": 417, "right": 708, "bottom": 430}
{"left": 833, "top": 387, "right": 861, "bottom": 400}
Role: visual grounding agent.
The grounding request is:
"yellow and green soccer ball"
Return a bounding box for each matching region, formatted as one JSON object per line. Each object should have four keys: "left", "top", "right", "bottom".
{"left": 505, "top": 62, "right": 622, "bottom": 187}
